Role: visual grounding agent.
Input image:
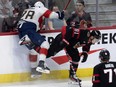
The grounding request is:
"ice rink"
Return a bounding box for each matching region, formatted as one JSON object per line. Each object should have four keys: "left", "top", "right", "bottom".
{"left": 0, "top": 77, "right": 92, "bottom": 87}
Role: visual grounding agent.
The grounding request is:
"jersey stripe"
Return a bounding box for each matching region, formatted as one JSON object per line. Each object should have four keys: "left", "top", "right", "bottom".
{"left": 43, "top": 10, "right": 52, "bottom": 18}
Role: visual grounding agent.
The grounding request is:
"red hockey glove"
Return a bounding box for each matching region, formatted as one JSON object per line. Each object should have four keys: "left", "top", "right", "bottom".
{"left": 80, "top": 20, "right": 88, "bottom": 29}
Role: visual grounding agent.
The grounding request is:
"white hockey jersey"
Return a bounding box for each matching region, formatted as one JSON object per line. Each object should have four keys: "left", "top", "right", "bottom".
{"left": 21, "top": 6, "right": 59, "bottom": 31}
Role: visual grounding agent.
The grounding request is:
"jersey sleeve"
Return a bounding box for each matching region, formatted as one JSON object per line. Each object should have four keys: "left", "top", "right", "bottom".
{"left": 92, "top": 66, "right": 101, "bottom": 87}
{"left": 43, "top": 9, "right": 52, "bottom": 18}
{"left": 42, "top": 9, "right": 59, "bottom": 19}
{"left": 82, "top": 43, "right": 92, "bottom": 52}
{"left": 66, "top": 13, "right": 78, "bottom": 28}
{"left": 49, "top": 11, "right": 59, "bottom": 19}
{"left": 86, "top": 13, "right": 92, "bottom": 28}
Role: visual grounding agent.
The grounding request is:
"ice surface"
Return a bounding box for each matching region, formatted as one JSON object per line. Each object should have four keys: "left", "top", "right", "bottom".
{"left": 0, "top": 77, "right": 92, "bottom": 87}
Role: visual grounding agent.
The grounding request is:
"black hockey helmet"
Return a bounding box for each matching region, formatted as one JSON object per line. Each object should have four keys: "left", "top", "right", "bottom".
{"left": 90, "top": 30, "right": 101, "bottom": 39}
{"left": 99, "top": 49, "right": 110, "bottom": 61}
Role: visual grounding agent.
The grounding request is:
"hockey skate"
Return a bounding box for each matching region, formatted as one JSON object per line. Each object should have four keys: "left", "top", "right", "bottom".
{"left": 68, "top": 73, "right": 82, "bottom": 87}
{"left": 31, "top": 68, "right": 42, "bottom": 78}
{"left": 19, "top": 35, "right": 31, "bottom": 45}
{"left": 36, "top": 61, "right": 50, "bottom": 74}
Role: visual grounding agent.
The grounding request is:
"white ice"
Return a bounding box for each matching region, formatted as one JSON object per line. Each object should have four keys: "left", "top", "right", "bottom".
{"left": 0, "top": 77, "right": 92, "bottom": 87}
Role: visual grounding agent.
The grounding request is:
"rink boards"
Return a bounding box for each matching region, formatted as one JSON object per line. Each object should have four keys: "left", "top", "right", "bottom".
{"left": 0, "top": 28, "right": 116, "bottom": 83}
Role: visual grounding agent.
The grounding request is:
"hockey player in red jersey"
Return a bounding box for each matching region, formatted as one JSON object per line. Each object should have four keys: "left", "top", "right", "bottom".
{"left": 17, "top": 1, "right": 64, "bottom": 75}
{"left": 92, "top": 49, "right": 116, "bottom": 87}
{"left": 47, "top": 24, "right": 101, "bottom": 85}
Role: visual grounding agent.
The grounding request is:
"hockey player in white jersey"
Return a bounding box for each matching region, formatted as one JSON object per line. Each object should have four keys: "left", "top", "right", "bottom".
{"left": 17, "top": 1, "right": 64, "bottom": 75}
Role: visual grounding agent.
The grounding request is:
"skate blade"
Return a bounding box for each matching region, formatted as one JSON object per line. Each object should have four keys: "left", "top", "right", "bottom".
{"left": 36, "top": 67, "right": 50, "bottom": 74}
{"left": 68, "top": 81, "right": 79, "bottom": 85}
{"left": 68, "top": 82, "right": 81, "bottom": 87}
{"left": 68, "top": 80, "right": 81, "bottom": 87}
{"left": 31, "top": 74, "right": 42, "bottom": 78}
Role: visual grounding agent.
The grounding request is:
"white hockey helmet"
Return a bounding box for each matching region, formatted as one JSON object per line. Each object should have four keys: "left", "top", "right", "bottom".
{"left": 34, "top": 1, "right": 44, "bottom": 8}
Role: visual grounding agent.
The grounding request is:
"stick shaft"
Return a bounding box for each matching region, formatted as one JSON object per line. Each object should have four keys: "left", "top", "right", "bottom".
{"left": 64, "top": 0, "right": 72, "bottom": 10}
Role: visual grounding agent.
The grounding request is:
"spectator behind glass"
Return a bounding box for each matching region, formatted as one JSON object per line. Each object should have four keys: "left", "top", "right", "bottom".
{"left": 66, "top": 0, "right": 92, "bottom": 29}
{"left": 0, "top": 0, "right": 32, "bottom": 32}
{"left": 47, "top": 6, "right": 67, "bottom": 30}
{"left": 0, "top": 0, "right": 14, "bottom": 17}
{"left": 0, "top": 0, "right": 15, "bottom": 32}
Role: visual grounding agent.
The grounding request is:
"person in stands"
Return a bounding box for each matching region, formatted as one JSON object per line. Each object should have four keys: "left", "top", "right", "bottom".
{"left": 66, "top": 0, "right": 92, "bottom": 29}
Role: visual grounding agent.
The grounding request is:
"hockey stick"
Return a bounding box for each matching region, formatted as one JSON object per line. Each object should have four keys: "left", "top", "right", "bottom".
{"left": 64, "top": 0, "right": 72, "bottom": 10}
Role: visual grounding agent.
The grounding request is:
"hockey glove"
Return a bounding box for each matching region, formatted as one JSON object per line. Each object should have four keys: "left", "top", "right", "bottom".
{"left": 81, "top": 51, "right": 88, "bottom": 63}
{"left": 80, "top": 20, "right": 88, "bottom": 29}
{"left": 56, "top": 11, "right": 64, "bottom": 20}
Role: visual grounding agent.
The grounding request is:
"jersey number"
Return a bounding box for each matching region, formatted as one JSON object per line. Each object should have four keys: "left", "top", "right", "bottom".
{"left": 22, "top": 10, "right": 35, "bottom": 19}
{"left": 104, "top": 69, "right": 116, "bottom": 83}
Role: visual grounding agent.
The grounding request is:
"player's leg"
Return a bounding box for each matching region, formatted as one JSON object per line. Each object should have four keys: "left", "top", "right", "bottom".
{"left": 66, "top": 45, "right": 81, "bottom": 83}
{"left": 18, "top": 22, "right": 50, "bottom": 74}
{"left": 36, "top": 40, "right": 50, "bottom": 74}
{"left": 29, "top": 49, "right": 42, "bottom": 78}
{"left": 26, "top": 41, "right": 50, "bottom": 74}
{"left": 47, "top": 33, "right": 68, "bottom": 58}
{"left": 47, "top": 26, "right": 73, "bottom": 57}
{"left": 27, "top": 31, "right": 50, "bottom": 74}
{"left": 19, "top": 28, "right": 50, "bottom": 74}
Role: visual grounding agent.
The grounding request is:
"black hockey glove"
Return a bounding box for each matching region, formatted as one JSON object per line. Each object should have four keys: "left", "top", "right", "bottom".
{"left": 56, "top": 11, "right": 64, "bottom": 20}
{"left": 81, "top": 51, "right": 88, "bottom": 63}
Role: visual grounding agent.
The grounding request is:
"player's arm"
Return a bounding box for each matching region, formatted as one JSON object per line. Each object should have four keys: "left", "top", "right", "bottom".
{"left": 42, "top": 7, "right": 64, "bottom": 20}
{"left": 86, "top": 13, "right": 92, "bottom": 28}
{"left": 92, "top": 66, "right": 101, "bottom": 87}
{"left": 49, "top": 11, "right": 64, "bottom": 20}
{"left": 82, "top": 43, "right": 92, "bottom": 52}
{"left": 80, "top": 41, "right": 92, "bottom": 63}
{"left": 66, "top": 13, "right": 77, "bottom": 27}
